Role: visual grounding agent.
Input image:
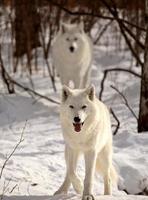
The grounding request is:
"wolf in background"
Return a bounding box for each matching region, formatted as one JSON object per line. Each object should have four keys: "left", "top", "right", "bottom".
{"left": 52, "top": 22, "right": 93, "bottom": 88}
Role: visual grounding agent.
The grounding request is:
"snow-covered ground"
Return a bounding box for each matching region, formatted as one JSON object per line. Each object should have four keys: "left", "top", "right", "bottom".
{"left": 2, "top": 194, "right": 148, "bottom": 200}
{"left": 0, "top": 20, "right": 148, "bottom": 200}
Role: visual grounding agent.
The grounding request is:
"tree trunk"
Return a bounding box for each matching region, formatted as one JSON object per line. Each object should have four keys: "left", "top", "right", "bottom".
{"left": 138, "top": 0, "right": 148, "bottom": 132}
{"left": 13, "top": 0, "right": 40, "bottom": 73}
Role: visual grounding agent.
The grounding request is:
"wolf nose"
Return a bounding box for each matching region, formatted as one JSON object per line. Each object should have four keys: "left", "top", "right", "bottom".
{"left": 69, "top": 46, "right": 74, "bottom": 52}
{"left": 74, "top": 117, "right": 80, "bottom": 123}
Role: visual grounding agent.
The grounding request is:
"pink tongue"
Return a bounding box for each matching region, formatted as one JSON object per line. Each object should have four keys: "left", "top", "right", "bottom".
{"left": 73, "top": 123, "right": 81, "bottom": 132}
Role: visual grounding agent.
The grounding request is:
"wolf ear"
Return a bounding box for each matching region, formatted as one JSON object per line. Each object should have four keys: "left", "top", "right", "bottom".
{"left": 61, "top": 24, "right": 66, "bottom": 34}
{"left": 62, "top": 85, "right": 72, "bottom": 102}
{"left": 78, "top": 21, "right": 84, "bottom": 33}
{"left": 86, "top": 85, "right": 95, "bottom": 101}
{"left": 60, "top": 22, "right": 68, "bottom": 34}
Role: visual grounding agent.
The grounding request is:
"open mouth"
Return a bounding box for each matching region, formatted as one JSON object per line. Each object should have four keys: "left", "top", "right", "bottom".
{"left": 73, "top": 122, "right": 84, "bottom": 133}
{"left": 69, "top": 46, "right": 75, "bottom": 53}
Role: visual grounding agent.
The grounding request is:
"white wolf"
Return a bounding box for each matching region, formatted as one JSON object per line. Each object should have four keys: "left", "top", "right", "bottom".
{"left": 52, "top": 22, "right": 93, "bottom": 88}
{"left": 54, "top": 85, "right": 118, "bottom": 200}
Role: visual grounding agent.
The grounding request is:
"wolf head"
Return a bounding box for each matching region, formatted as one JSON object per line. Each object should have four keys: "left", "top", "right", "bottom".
{"left": 61, "top": 85, "right": 96, "bottom": 133}
{"left": 59, "top": 22, "right": 85, "bottom": 54}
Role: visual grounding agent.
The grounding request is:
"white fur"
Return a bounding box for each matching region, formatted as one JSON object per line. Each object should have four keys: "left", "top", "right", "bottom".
{"left": 54, "top": 85, "right": 118, "bottom": 200}
{"left": 52, "top": 22, "right": 93, "bottom": 88}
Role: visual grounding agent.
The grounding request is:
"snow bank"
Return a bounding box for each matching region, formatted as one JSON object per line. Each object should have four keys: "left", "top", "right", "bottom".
{"left": 114, "top": 132, "right": 148, "bottom": 194}
{"left": 2, "top": 195, "right": 148, "bottom": 200}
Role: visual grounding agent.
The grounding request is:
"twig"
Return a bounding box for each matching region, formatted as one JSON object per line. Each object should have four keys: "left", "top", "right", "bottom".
{"left": 0, "top": 59, "right": 59, "bottom": 104}
{"left": 1, "top": 179, "right": 7, "bottom": 200}
{"left": 50, "top": 0, "right": 146, "bottom": 31}
{"left": 40, "top": 24, "right": 57, "bottom": 92}
{"left": 10, "top": 78, "right": 60, "bottom": 105}
{"left": 121, "top": 22, "right": 145, "bottom": 50}
{"left": 110, "top": 85, "right": 138, "bottom": 121}
{"left": 0, "top": 121, "right": 27, "bottom": 179}
{"left": 9, "top": 184, "right": 18, "bottom": 193}
{"left": 110, "top": 108, "right": 120, "bottom": 135}
{"left": 0, "top": 45, "right": 15, "bottom": 94}
{"left": 1, "top": 178, "right": 12, "bottom": 198}
{"left": 108, "top": 0, "right": 145, "bottom": 50}
{"left": 94, "top": 20, "right": 113, "bottom": 44}
{"left": 99, "top": 67, "right": 141, "bottom": 100}
{"left": 118, "top": 23, "right": 144, "bottom": 67}
{"left": 99, "top": 0, "right": 144, "bottom": 68}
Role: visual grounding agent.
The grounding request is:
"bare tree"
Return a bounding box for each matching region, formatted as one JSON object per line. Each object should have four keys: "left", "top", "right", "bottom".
{"left": 0, "top": 121, "right": 26, "bottom": 199}
{"left": 138, "top": 0, "right": 148, "bottom": 132}
{"left": 13, "top": 0, "right": 40, "bottom": 74}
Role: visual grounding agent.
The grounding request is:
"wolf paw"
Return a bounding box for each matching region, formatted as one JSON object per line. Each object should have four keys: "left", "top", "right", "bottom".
{"left": 82, "top": 194, "right": 95, "bottom": 200}
{"left": 54, "top": 188, "right": 67, "bottom": 195}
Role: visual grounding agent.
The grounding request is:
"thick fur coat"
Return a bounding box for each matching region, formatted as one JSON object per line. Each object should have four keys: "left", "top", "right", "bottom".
{"left": 54, "top": 85, "right": 117, "bottom": 200}
{"left": 52, "top": 22, "right": 93, "bottom": 88}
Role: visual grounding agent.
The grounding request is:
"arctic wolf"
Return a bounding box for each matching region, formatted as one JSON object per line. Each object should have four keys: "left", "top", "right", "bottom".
{"left": 54, "top": 85, "right": 117, "bottom": 200}
{"left": 52, "top": 22, "right": 93, "bottom": 88}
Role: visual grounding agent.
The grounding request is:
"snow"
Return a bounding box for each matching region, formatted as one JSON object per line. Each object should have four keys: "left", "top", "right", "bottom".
{"left": 0, "top": 19, "right": 148, "bottom": 200}
{"left": 2, "top": 195, "right": 148, "bottom": 200}
{"left": 114, "top": 132, "right": 148, "bottom": 194}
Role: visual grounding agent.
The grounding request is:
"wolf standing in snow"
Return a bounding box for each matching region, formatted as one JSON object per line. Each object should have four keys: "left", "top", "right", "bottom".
{"left": 54, "top": 85, "right": 117, "bottom": 200}
{"left": 52, "top": 22, "right": 93, "bottom": 88}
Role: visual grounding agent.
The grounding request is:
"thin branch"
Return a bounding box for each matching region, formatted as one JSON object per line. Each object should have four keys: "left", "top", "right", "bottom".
{"left": 0, "top": 59, "right": 59, "bottom": 104}
{"left": 50, "top": 0, "right": 115, "bottom": 20}
{"left": 100, "top": 0, "right": 144, "bottom": 68}
{"left": 40, "top": 24, "right": 57, "bottom": 92}
{"left": 1, "top": 178, "right": 12, "bottom": 197}
{"left": 0, "top": 121, "right": 27, "bottom": 180}
{"left": 9, "top": 184, "right": 18, "bottom": 193}
{"left": 10, "top": 77, "right": 60, "bottom": 105}
{"left": 1, "top": 179, "right": 9, "bottom": 200}
{"left": 110, "top": 108, "right": 120, "bottom": 135}
{"left": 118, "top": 23, "right": 144, "bottom": 67}
{"left": 99, "top": 67, "right": 141, "bottom": 100}
{"left": 121, "top": 22, "right": 145, "bottom": 50}
{"left": 110, "top": 85, "right": 138, "bottom": 121}
{"left": 50, "top": 0, "right": 146, "bottom": 31}
{"left": 0, "top": 46, "right": 15, "bottom": 94}
{"left": 94, "top": 20, "right": 113, "bottom": 44}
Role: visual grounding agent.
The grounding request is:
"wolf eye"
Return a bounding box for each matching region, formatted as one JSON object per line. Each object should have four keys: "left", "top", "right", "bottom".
{"left": 82, "top": 105, "right": 87, "bottom": 109}
{"left": 74, "top": 37, "right": 78, "bottom": 41}
{"left": 69, "top": 105, "right": 74, "bottom": 109}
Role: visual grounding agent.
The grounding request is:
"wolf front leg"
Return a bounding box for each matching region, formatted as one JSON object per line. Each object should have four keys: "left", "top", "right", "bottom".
{"left": 96, "top": 143, "right": 115, "bottom": 195}
{"left": 82, "top": 150, "right": 97, "bottom": 200}
{"left": 101, "top": 144, "right": 113, "bottom": 195}
{"left": 54, "top": 145, "right": 83, "bottom": 195}
{"left": 67, "top": 145, "right": 83, "bottom": 194}
{"left": 54, "top": 145, "right": 71, "bottom": 195}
